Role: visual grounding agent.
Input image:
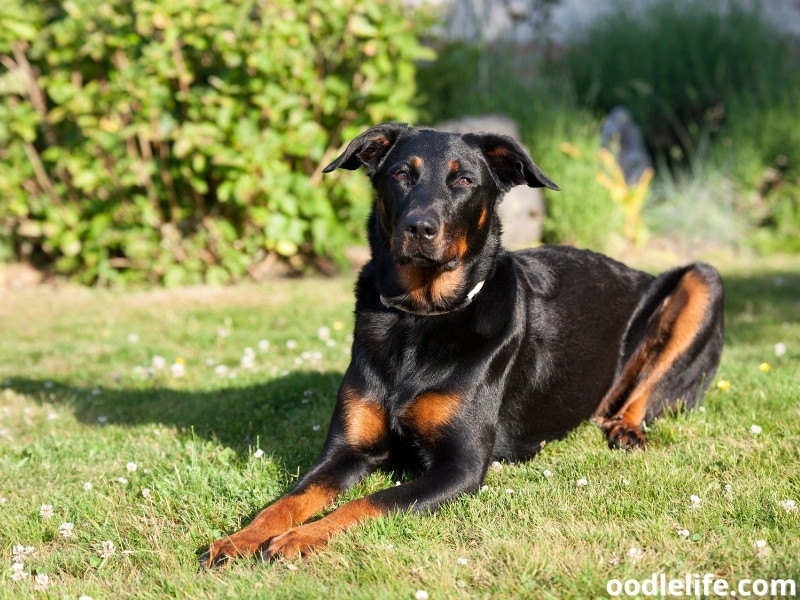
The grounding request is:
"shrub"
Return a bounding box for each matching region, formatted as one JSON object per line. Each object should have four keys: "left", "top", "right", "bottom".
{"left": 0, "top": 0, "right": 434, "bottom": 285}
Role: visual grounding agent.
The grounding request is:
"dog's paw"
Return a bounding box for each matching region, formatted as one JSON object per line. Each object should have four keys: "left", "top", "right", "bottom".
{"left": 198, "top": 537, "right": 257, "bottom": 570}
{"left": 603, "top": 419, "right": 647, "bottom": 450}
{"left": 261, "top": 524, "right": 329, "bottom": 561}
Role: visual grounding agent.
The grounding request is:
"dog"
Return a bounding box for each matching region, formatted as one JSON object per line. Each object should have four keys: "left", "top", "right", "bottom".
{"left": 200, "top": 122, "right": 724, "bottom": 567}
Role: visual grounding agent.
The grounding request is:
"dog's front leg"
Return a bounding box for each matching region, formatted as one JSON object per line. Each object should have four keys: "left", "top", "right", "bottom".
{"left": 263, "top": 436, "right": 492, "bottom": 560}
{"left": 200, "top": 374, "right": 390, "bottom": 568}
{"left": 199, "top": 453, "right": 369, "bottom": 568}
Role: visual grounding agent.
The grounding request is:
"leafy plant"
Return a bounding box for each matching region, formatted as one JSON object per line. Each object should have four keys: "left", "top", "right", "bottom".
{"left": 0, "top": 0, "right": 434, "bottom": 285}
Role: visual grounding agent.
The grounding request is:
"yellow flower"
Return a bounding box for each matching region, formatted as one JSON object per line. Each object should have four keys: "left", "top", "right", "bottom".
{"left": 716, "top": 379, "right": 731, "bottom": 391}
{"left": 759, "top": 362, "right": 771, "bottom": 372}
{"left": 175, "top": 357, "right": 187, "bottom": 365}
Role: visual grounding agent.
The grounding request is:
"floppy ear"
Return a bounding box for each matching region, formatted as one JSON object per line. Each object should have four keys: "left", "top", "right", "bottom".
{"left": 463, "top": 133, "right": 560, "bottom": 192}
{"left": 323, "top": 122, "right": 410, "bottom": 174}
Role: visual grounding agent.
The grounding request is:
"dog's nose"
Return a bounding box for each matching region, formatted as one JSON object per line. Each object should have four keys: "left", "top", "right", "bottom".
{"left": 404, "top": 212, "right": 440, "bottom": 241}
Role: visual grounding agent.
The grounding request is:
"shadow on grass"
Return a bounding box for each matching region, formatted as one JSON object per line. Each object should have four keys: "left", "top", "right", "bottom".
{"left": 6, "top": 370, "right": 343, "bottom": 468}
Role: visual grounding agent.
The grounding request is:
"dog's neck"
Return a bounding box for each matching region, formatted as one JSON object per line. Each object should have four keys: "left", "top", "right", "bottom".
{"left": 379, "top": 279, "right": 485, "bottom": 316}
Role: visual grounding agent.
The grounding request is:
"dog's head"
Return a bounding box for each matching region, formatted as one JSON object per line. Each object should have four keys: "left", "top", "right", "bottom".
{"left": 324, "top": 122, "right": 559, "bottom": 315}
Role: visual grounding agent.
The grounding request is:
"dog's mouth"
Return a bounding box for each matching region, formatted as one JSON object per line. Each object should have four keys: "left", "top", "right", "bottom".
{"left": 395, "top": 251, "right": 460, "bottom": 272}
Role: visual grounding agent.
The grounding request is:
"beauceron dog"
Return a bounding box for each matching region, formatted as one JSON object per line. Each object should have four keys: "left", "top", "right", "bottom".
{"left": 200, "top": 122, "right": 724, "bottom": 567}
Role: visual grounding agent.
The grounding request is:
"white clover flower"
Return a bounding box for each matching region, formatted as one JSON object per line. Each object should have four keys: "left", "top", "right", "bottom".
{"left": 627, "top": 547, "right": 645, "bottom": 561}
{"left": 141, "top": 488, "right": 151, "bottom": 499}
{"left": 780, "top": 499, "right": 796, "bottom": 513}
{"left": 59, "top": 522, "right": 74, "bottom": 538}
{"left": 415, "top": 591, "right": 429, "bottom": 600}
{"left": 151, "top": 355, "right": 166, "bottom": 370}
{"left": 97, "top": 415, "right": 108, "bottom": 424}
{"left": 258, "top": 339, "right": 270, "bottom": 351}
{"left": 456, "top": 557, "right": 468, "bottom": 565}
{"left": 79, "top": 596, "right": 94, "bottom": 600}
{"left": 126, "top": 462, "right": 138, "bottom": 473}
{"left": 127, "top": 333, "right": 139, "bottom": 343}
{"left": 576, "top": 478, "right": 589, "bottom": 487}
{"left": 83, "top": 482, "right": 93, "bottom": 491}
{"left": 505, "top": 488, "right": 514, "bottom": 494}
{"left": 0, "top": 496, "right": 7, "bottom": 505}
{"left": 753, "top": 539, "right": 771, "bottom": 558}
{"left": 312, "top": 424, "right": 321, "bottom": 431}
{"left": 34, "top": 573, "right": 49, "bottom": 590}
{"left": 490, "top": 461, "right": 503, "bottom": 471}
{"left": 480, "top": 485, "right": 489, "bottom": 493}
{"left": 252, "top": 449, "right": 264, "bottom": 459}
{"left": 689, "top": 494, "right": 701, "bottom": 507}
{"left": 10, "top": 562, "right": 27, "bottom": 582}
{"left": 117, "top": 477, "right": 128, "bottom": 485}
{"left": 774, "top": 342, "right": 787, "bottom": 357}
{"left": 214, "top": 364, "right": 229, "bottom": 377}
{"left": 99, "top": 540, "right": 116, "bottom": 559}
{"left": 286, "top": 339, "right": 298, "bottom": 350}
{"left": 677, "top": 529, "right": 690, "bottom": 537}
{"left": 170, "top": 361, "right": 186, "bottom": 377}
{"left": 749, "top": 424, "right": 762, "bottom": 435}
{"left": 542, "top": 469, "right": 552, "bottom": 478}
{"left": 40, "top": 504, "right": 54, "bottom": 519}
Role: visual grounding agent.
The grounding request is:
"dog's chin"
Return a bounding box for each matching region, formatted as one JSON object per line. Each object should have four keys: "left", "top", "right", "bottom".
{"left": 394, "top": 253, "right": 459, "bottom": 272}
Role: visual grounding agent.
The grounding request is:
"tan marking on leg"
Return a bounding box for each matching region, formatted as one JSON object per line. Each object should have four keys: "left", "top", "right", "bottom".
{"left": 401, "top": 391, "right": 463, "bottom": 441}
{"left": 265, "top": 497, "right": 385, "bottom": 559}
{"left": 341, "top": 385, "right": 387, "bottom": 448}
{"left": 204, "top": 483, "right": 339, "bottom": 565}
{"left": 596, "top": 270, "right": 712, "bottom": 446}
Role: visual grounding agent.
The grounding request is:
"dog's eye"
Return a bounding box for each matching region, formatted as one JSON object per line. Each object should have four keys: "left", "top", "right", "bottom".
{"left": 395, "top": 170, "right": 410, "bottom": 181}
{"left": 456, "top": 176, "right": 472, "bottom": 186}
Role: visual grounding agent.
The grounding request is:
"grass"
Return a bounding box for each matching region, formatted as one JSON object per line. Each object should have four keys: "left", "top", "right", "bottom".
{"left": 1, "top": 258, "right": 799, "bottom": 599}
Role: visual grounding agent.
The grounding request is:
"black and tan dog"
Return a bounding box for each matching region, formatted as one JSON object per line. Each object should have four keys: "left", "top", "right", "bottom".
{"left": 200, "top": 122, "right": 724, "bottom": 567}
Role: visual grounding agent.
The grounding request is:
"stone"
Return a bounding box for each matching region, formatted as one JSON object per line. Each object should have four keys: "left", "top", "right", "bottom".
{"left": 600, "top": 106, "right": 652, "bottom": 186}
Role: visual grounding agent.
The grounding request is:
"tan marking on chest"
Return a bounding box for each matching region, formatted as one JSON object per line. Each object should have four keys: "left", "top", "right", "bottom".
{"left": 341, "top": 386, "right": 388, "bottom": 448}
{"left": 401, "top": 391, "right": 463, "bottom": 441}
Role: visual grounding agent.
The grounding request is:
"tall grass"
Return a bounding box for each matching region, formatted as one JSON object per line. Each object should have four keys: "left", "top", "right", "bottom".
{"left": 557, "top": 0, "right": 796, "bottom": 167}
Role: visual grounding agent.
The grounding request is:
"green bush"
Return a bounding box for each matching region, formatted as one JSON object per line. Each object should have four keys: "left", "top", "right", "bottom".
{"left": 0, "top": 0, "right": 434, "bottom": 285}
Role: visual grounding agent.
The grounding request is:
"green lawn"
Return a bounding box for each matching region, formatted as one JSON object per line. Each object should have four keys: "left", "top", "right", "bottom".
{"left": 1, "top": 257, "right": 798, "bottom": 599}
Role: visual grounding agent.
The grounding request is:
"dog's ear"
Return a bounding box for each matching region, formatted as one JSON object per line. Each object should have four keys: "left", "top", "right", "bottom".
{"left": 323, "top": 122, "right": 409, "bottom": 174}
{"left": 463, "top": 133, "right": 560, "bottom": 192}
